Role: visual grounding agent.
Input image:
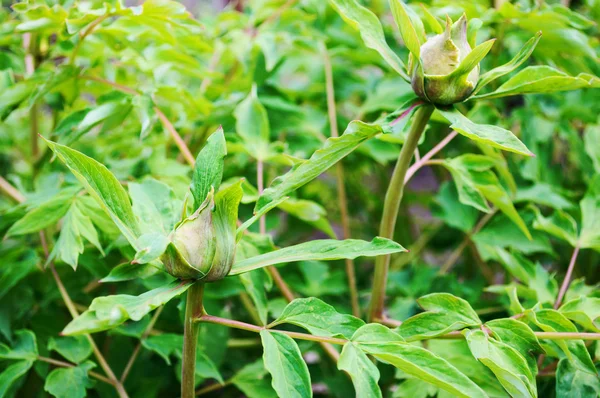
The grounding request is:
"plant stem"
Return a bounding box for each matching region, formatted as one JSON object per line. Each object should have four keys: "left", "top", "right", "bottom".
{"left": 23, "top": 33, "right": 39, "bottom": 158}
{"left": 554, "top": 244, "right": 580, "bottom": 309}
{"left": 322, "top": 42, "right": 360, "bottom": 317}
{"left": 70, "top": 14, "right": 110, "bottom": 64}
{"left": 197, "top": 315, "right": 347, "bottom": 345}
{"left": 404, "top": 130, "right": 458, "bottom": 184}
{"left": 196, "top": 380, "right": 232, "bottom": 396}
{"left": 255, "top": 156, "right": 296, "bottom": 302}
{"left": 120, "top": 306, "right": 164, "bottom": 383}
{"left": 182, "top": 282, "right": 205, "bottom": 398}
{"left": 79, "top": 76, "right": 196, "bottom": 167}
{"left": 369, "top": 105, "right": 434, "bottom": 322}
{"left": 37, "top": 356, "right": 115, "bottom": 386}
{"left": 0, "top": 176, "right": 25, "bottom": 203}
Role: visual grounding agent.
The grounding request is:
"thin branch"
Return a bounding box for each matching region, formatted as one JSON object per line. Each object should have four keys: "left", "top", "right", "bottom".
{"left": 554, "top": 244, "right": 581, "bottom": 309}
{"left": 79, "top": 76, "right": 195, "bottom": 167}
{"left": 120, "top": 306, "right": 164, "bottom": 383}
{"left": 439, "top": 209, "right": 497, "bottom": 275}
{"left": 70, "top": 14, "right": 110, "bottom": 64}
{"left": 404, "top": 130, "right": 458, "bottom": 184}
{"left": 197, "top": 315, "right": 347, "bottom": 345}
{"left": 260, "top": 0, "right": 297, "bottom": 26}
{"left": 23, "top": 33, "right": 39, "bottom": 158}
{"left": 37, "top": 356, "right": 115, "bottom": 386}
{"left": 196, "top": 381, "right": 232, "bottom": 396}
{"left": 322, "top": 42, "right": 359, "bottom": 317}
{"left": 0, "top": 176, "right": 26, "bottom": 203}
{"left": 40, "top": 231, "right": 128, "bottom": 398}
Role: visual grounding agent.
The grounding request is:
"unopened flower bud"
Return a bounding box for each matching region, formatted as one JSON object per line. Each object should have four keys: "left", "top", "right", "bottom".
{"left": 411, "top": 15, "right": 480, "bottom": 105}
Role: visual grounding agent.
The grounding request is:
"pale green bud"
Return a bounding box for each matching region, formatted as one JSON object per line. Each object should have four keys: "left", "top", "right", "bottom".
{"left": 411, "top": 15, "right": 480, "bottom": 105}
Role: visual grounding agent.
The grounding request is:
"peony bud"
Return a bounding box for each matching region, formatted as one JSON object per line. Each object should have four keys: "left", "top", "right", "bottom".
{"left": 411, "top": 15, "right": 481, "bottom": 105}
{"left": 161, "top": 192, "right": 217, "bottom": 280}
{"left": 160, "top": 182, "right": 241, "bottom": 282}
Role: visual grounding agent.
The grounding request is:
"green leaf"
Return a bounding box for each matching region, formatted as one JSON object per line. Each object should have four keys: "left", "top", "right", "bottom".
{"left": 6, "top": 197, "right": 72, "bottom": 237}
{"left": 485, "top": 318, "right": 543, "bottom": 375}
{"left": 254, "top": 121, "right": 382, "bottom": 217}
{"left": 0, "top": 249, "right": 38, "bottom": 301}
{"left": 329, "top": 0, "right": 409, "bottom": 80}
{"left": 231, "top": 360, "right": 277, "bottom": 398}
{"left": 579, "top": 178, "right": 600, "bottom": 251}
{"left": 141, "top": 333, "right": 182, "bottom": 365}
{"left": 132, "top": 233, "right": 169, "bottom": 264}
{"left": 191, "top": 127, "right": 227, "bottom": 208}
{"left": 42, "top": 138, "right": 140, "bottom": 248}
{"left": 474, "top": 66, "right": 600, "bottom": 99}
{"left": 230, "top": 237, "right": 406, "bottom": 275}
{"left": 260, "top": 330, "right": 312, "bottom": 398}
{"left": 438, "top": 108, "right": 533, "bottom": 156}
{"left": 48, "top": 336, "right": 92, "bottom": 364}
{"left": 48, "top": 201, "right": 103, "bottom": 270}
{"left": 0, "top": 330, "right": 38, "bottom": 360}
{"left": 207, "top": 180, "right": 243, "bottom": 281}
{"left": 432, "top": 181, "right": 478, "bottom": 233}
{"left": 62, "top": 280, "right": 192, "bottom": 335}
{"left": 473, "top": 32, "right": 542, "bottom": 95}
{"left": 0, "top": 360, "right": 34, "bottom": 398}
{"left": 399, "top": 293, "right": 481, "bottom": 341}
{"left": 556, "top": 358, "right": 600, "bottom": 398}
{"left": 44, "top": 361, "right": 95, "bottom": 398}
{"left": 240, "top": 270, "right": 270, "bottom": 325}
{"left": 270, "top": 297, "right": 365, "bottom": 339}
{"left": 451, "top": 39, "right": 496, "bottom": 78}
{"left": 129, "top": 178, "right": 181, "bottom": 234}
{"left": 100, "top": 262, "right": 161, "bottom": 283}
{"left": 428, "top": 339, "right": 508, "bottom": 397}
{"left": 338, "top": 343, "right": 381, "bottom": 398}
{"left": 584, "top": 125, "right": 600, "bottom": 174}
{"left": 526, "top": 309, "right": 596, "bottom": 375}
{"left": 515, "top": 183, "right": 574, "bottom": 210}
{"left": 531, "top": 206, "right": 579, "bottom": 247}
{"left": 465, "top": 329, "right": 537, "bottom": 398}
{"left": 235, "top": 86, "right": 270, "bottom": 160}
{"left": 352, "top": 325, "right": 486, "bottom": 398}
{"left": 389, "top": 0, "right": 421, "bottom": 59}
{"left": 559, "top": 297, "right": 600, "bottom": 332}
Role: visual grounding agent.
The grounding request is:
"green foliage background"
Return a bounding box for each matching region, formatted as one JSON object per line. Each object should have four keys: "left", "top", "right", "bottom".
{"left": 0, "top": 0, "right": 599, "bottom": 397}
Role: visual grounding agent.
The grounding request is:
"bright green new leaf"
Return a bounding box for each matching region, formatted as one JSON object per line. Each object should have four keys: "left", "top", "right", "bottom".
{"left": 254, "top": 121, "right": 382, "bottom": 216}
{"left": 584, "top": 125, "right": 600, "bottom": 174}
{"left": 191, "top": 127, "right": 227, "bottom": 208}
{"left": 474, "top": 65, "right": 600, "bottom": 99}
{"left": 235, "top": 86, "right": 270, "bottom": 160}
{"left": 399, "top": 293, "right": 481, "bottom": 341}
{"left": 42, "top": 138, "right": 141, "bottom": 249}
{"left": 465, "top": 329, "right": 537, "bottom": 398}
{"left": 129, "top": 178, "right": 181, "bottom": 234}
{"left": 48, "top": 336, "right": 92, "bottom": 364}
{"left": 270, "top": 297, "right": 365, "bottom": 339}
{"left": 559, "top": 296, "right": 600, "bottom": 332}
{"left": 260, "top": 330, "right": 312, "bottom": 398}
{"left": 62, "top": 280, "right": 192, "bottom": 335}
{"left": 329, "top": 0, "right": 409, "bottom": 80}
{"left": 44, "top": 361, "right": 96, "bottom": 398}
{"left": 438, "top": 108, "right": 533, "bottom": 156}
{"left": 473, "top": 33, "right": 542, "bottom": 95}
{"left": 230, "top": 237, "right": 406, "bottom": 275}
{"left": 389, "top": 0, "right": 421, "bottom": 59}
{"left": 338, "top": 343, "right": 381, "bottom": 398}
